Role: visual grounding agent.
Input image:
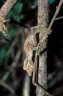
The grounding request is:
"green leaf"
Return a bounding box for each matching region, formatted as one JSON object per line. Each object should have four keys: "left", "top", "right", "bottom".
{"left": 0, "top": 50, "right": 7, "bottom": 59}
{"left": 49, "top": 0, "right": 55, "bottom": 4}
{"left": 14, "top": 2, "right": 23, "bottom": 14}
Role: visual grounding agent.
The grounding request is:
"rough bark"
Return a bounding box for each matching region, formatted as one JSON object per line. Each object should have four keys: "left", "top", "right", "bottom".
{"left": 36, "top": 0, "right": 49, "bottom": 96}
{"left": 0, "top": 0, "right": 17, "bottom": 17}
{"left": 38, "top": 0, "right": 49, "bottom": 27}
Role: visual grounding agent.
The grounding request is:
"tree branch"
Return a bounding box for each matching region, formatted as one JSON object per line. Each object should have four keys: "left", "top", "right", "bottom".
{"left": 48, "top": 0, "right": 63, "bottom": 30}
{"left": 36, "top": 0, "right": 49, "bottom": 96}
{"left": 0, "top": 80, "right": 14, "bottom": 93}
{"left": 0, "top": 0, "right": 17, "bottom": 17}
{"left": 38, "top": 0, "right": 49, "bottom": 27}
{"left": 55, "top": 16, "right": 63, "bottom": 20}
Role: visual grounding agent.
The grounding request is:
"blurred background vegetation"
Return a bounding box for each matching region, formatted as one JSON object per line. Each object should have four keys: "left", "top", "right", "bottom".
{"left": 0, "top": 0, "right": 63, "bottom": 96}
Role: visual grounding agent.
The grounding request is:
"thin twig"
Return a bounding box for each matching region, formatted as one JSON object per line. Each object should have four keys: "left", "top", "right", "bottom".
{"left": 11, "top": 49, "right": 21, "bottom": 67}
{"left": 2, "top": 49, "right": 21, "bottom": 81}
{"left": 55, "top": 16, "right": 63, "bottom": 20}
{"left": 7, "top": 30, "right": 21, "bottom": 55}
{"left": 0, "top": 80, "right": 14, "bottom": 93}
{"left": 48, "top": 0, "right": 63, "bottom": 30}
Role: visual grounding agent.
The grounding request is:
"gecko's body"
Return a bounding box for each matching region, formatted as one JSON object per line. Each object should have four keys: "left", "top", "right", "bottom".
{"left": 23, "top": 25, "right": 51, "bottom": 76}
